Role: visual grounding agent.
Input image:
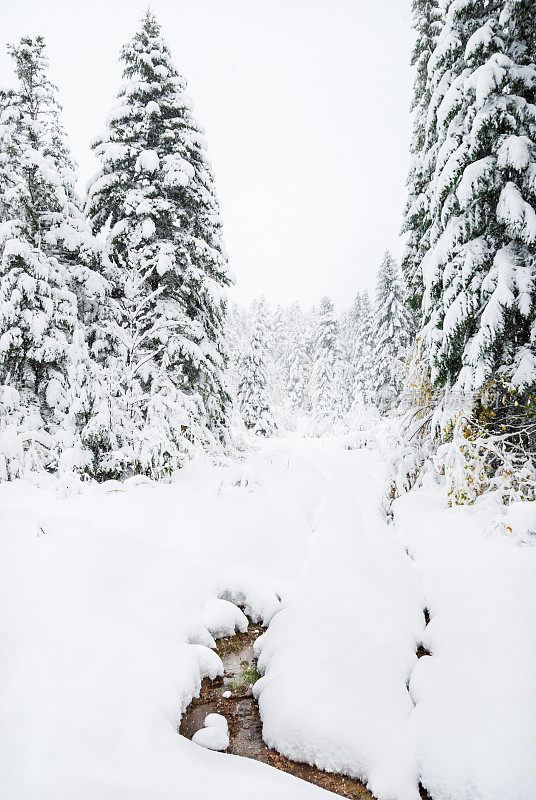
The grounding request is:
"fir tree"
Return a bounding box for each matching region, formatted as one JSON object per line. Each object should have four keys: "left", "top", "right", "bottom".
{"left": 421, "top": 0, "right": 536, "bottom": 393}
{"left": 225, "top": 302, "right": 249, "bottom": 400}
{"left": 270, "top": 303, "right": 289, "bottom": 404}
{"left": 402, "top": 0, "right": 442, "bottom": 316}
{"left": 311, "top": 296, "right": 345, "bottom": 432}
{"left": 340, "top": 292, "right": 363, "bottom": 406}
{"left": 237, "top": 301, "right": 276, "bottom": 436}
{"left": 0, "top": 37, "right": 103, "bottom": 474}
{"left": 86, "top": 12, "right": 232, "bottom": 474}
{"left": 286, "top": 304, "right": 311, "bottom": 412}
{"left": 342, "top": 291, "right": 379, "bottom": 408}
{"left": 372, "top": 252, "right": 412, "bottom": 408}
{"left": 353, "top": 290, "right": 376, "bottom": 404}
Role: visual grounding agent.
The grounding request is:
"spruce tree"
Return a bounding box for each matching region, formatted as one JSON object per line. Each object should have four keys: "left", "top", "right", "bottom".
{"left": 353, "top": 290, "right": 376, "bottom": 404}
{"left": 402, "top": 0, "right": 442, "bottom": 317}
{"left": 421, "top": 0, "right": 536, "bottom": 393}
{"left": 86, "top": 12, "right": 232, "bottom": 473}
{"left": 311, "top": 296, "right": 345, "bottom": 432}
{"left": 372, "top": 252, "right": 412, "bottom": 408}
{"left": 286, "top": 305, "right": 311, "bottom": 412}
{"left": 270, "top": 304, "right": 289, "bottom": 404}
{"left": 225, "top": 302, "right": 249, "bottom": 400}
{"left": 237, "top": 301, "right": 276, "bottom": 436}
{"left": 0, "top": 37, "right": 103, "bottom": 474}
{"left": 342, "top": 291, "right": 379, "bottom": 409}
{"left": 340, "top": 292, "right": 363, "bottom": 407}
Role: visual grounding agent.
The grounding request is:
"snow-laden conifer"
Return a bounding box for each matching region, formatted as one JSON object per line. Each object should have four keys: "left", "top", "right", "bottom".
{"left": 0, "top": 37, "right": 104, "bottom": 476}
{"left": 236, "top": 300, "right": 276, "bottom": 436}
{"left": 310, "top": 296, "right": 345, "bottom": 433}
{"left": 286, "top": 309, "right": 311, "bottom": 413}
{"left": 86, "top": 12, "right": 232, "bottom": 474}
{"left": 341, "top": 292, "right": 378, "bottom": 408}
{"left": 353, "top": 291, "right": 376, "bottom": 404}
{"left": 372, "top": 252, "right": 412, "bottom": 408}
{"left": 340, "top": 293, "right": 363, "bottom": 406}
{"left": 402, "top": 0, "right": 442, "bottom": 317}
{"left": 422, "top": 0, "right": 536, "bottom": 392}
{"left": 269, "top": 304, "right": 290, "bottom": 405}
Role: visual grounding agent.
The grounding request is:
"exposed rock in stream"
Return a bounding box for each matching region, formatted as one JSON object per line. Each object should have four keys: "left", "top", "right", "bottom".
{"left": 416, "top": 645, "right": 431, "bottom": 659}
{"left": 179, "top": 623, "right": 374, "bottom": 799}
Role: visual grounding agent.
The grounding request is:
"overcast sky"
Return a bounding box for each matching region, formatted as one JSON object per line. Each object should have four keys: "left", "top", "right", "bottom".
{"left": 1, "top": 0, "right": 414, "bottom": 309}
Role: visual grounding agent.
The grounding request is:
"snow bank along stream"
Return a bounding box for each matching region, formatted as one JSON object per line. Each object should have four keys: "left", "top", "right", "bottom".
{"left": 180, "top": 618, "right": 374, "bottom": 798}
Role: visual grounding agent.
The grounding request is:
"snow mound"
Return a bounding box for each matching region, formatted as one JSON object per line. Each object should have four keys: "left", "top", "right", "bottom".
{"left": 192, "top": 713, "right": 229, "bottom": 751}
{"left": 254, "top": 444, "right": 424, "bottom": 800}
{"left": 219, "top": 582, "right": 281, "bottom": 626}
{"left": 135, "top": 149, "right": 159, "bottom": 173}
{"left": 201, "top": 597, "right": 248, "bottom": 638}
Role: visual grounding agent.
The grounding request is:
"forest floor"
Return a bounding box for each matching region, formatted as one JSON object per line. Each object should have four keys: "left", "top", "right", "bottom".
{"left": 0, "top": 434, "right": 535, "bottom": 800}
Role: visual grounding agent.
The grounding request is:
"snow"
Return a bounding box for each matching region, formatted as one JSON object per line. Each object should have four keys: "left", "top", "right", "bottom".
{"left": 0, "top": 443, "right": 331, "bottom": 800}
{"left": 464, "top": 20, "right": 497, "bottom": 63}
{"left": 2, "top": 237, "right": 30, "bottom": 259}
{"left": 156, "top": 251, "right": 173, "bottom": 275}
{"left": 497, "top": 135, "right": 532, "bottom": 172}
{"left": 145, "top": 100, "right": 161, "bottom": 116}
{"left": 162, "top": 153, "right": 193, "bottom": 188}
{"left": 135, "top": 149, "right": 160, "bottom": 173}
{"left": 201, "top": 597, "right": 248, "bottom": 639}
{"left": 394, "top": 478, "right": 536, "bottom": 800}
{"left": 465, "top": 53, "right": 509, "bottom": 107}
{"left": 192, "top": 713, "right": 229, "bottom": 751}
{"left": 497, "top": 181, "right": 536, "bottom": 243}
{"left": 511, "top": 346, "right": 536, "bottom": 389}
{"left": 141, "top": 217, "right": 156, "bottom": 239}
{"left": 456, "top": 155, "right": 495, "bottom": 207}
{"left": 254, "top": 441, "right": 423, "bottom": 800}
{"left": 1, "top": 435, "right": 535, "bottom": 800}
{"left": 45, "top": 376, "right": 64, "bottom": 408}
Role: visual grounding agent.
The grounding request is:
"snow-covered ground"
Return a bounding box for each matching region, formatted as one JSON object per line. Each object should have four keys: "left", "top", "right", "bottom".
{"left": 255, "top": 442, "right": 424, "bottom": 800}
{"left": 1, "top": 436, "right": 535, "bottom": 800}
{"left": 395, "top": 481, "right": 536, "bottom": 800}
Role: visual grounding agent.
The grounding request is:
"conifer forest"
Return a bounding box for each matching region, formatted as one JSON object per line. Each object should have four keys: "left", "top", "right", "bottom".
{"left": 1, "top": 4, "right": 536, "bottom": 800}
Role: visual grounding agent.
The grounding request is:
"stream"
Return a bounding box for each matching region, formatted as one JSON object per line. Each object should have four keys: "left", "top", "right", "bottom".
{"left": 180, "top": 622, "right": 375, "bottom": 799}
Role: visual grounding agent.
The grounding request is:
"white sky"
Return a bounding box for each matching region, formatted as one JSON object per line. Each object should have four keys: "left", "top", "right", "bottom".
{"left": 1, "top": 0, "right": 414, "bottom": 309}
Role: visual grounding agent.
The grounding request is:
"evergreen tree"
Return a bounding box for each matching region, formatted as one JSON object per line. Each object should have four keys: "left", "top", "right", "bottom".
{"left": 421, "top": 0, "right": 536, "bottom": 393}
{"left": 311, "top": 296, "right": 345, "bottom": 432}
{"left": 0, "top": 88, "right": 20, "bottom": 226}
{"left": 353, "top": 290, "right": 376, "bottom": 404}
{"left": 286, "top": 304, "right": 311, "bottom": 412}
{"left": 402, "top": 0, "right": 442, "bottom": 316}
{"left": 260, "top": 303, "right": 291, "bottom": 408}
{"left": 86, "top": 12, "right": 232, "bottom": 474}
{"left": 237, "top": 301, "right": 276, "bottom": 436}
{"left": 0, "top": 37, "right": 103, "bottom": 474}
{"left": 225, "top": 302, "right": 249, "bottom": 399}
{"left": 270, "top": 303, "right": 288, "bottom": 404}
{"left": 340, "top": 292, "right": 363, "bottom": 407}
{"left": 372, "top": 252, "right": 412, "bottom": 408}
{"left": 341, "top": 291, "right": 379, "bottom": 409}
